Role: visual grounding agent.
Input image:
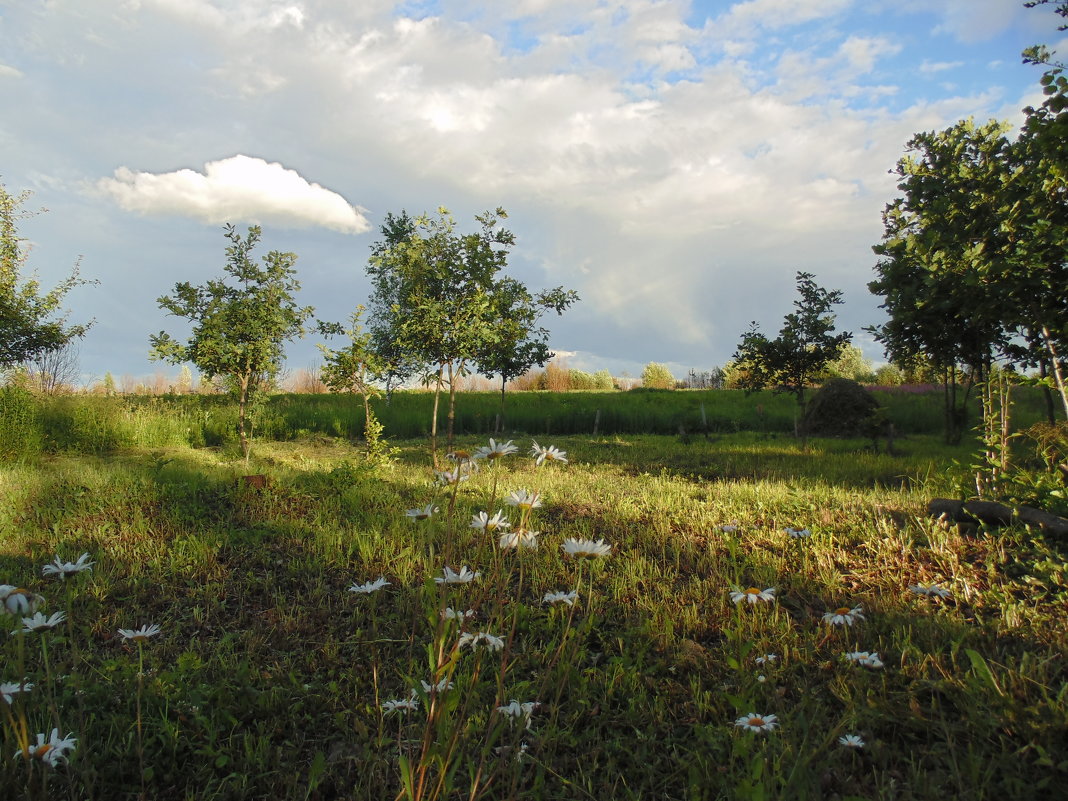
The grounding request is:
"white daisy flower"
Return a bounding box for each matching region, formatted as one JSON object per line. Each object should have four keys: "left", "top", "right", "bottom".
{"left": 0, "top": 586, "right": 44, "bottom": 616}
{"left": 531, "top": 441, "right": 568, "bottom": 466}
{"left": 542, "top": 590, "right": 579, "bottom": 606}
{"left": 458, "top": 631, "right": 505, "bottom": 652}
{"left": 42, "top": 553, "right": 94, "bottom": 580}
{"left": 734, "top": 713, "right": 778, "bottom": 733}
{"left": 435, "top": 566, "right": 480, "bottom": 584}
{"left": 14, "top": 728, "right": 77, "bottom": 767}
{"left": 442, "top": 607, "right": 476, "bottom": 621}
{"left": 435, "top": 469, "right": 470, "bottom": 486}
{"left": 382, "top": 696, "right": 420, "bottom": 714}
{"left": 405, "top": 504, "right": 438, "bottom": 521}
{"left": 1, "top": 681, "right": 33, "bottom": 705}
{"left": 729, "top": 586, "right": 776, "bottom": 604}
{"left": 755, "top": 654, "right": 778, "bottom": 666}
{"left": 838, "top": 734, "right": 865, "bottom": 748}
{"left": 16, "top": 611, "right": 66, "bottom": 634}
{"left": 471, "top": 510, "right": 510, "bottom": 532}
{"left": 844, "top": 651, "right": 883, "bottom": 668}
{"left": 349, "top": 577, "right": 390, "bottom": 594}
{"left": 446, "top": 448, "right": 474, "bottom": 462}
{"left": 499, "top": 529, "right": 539, "bottom": 550}
{"left": 822, "top": 606, "right": 865, "bottom": 626}
{"left": 420, "top": 678, "right": 455, "bottom": 695}
{"left": 118, "top": 623, "right": 162, "bottom": 642}
{"left": 909, "top": 582, "right": 951, "bottom": 599}
{"left": 496, "top": 700, "right": 539, "bottom": 728}
{"left": 561, "top": 538, "right": 611, "bottom": 558}
{"left": 719, "top": 523, "right": 740, "bottom": 533}
{"left": 474, "top": 439, "right": 518, "bottom": 461}
{"left": 785, "top": 527, "right": 811, "bottom": 539}
{"left": 505, "top": 490, "right": 542, "bottom": 511}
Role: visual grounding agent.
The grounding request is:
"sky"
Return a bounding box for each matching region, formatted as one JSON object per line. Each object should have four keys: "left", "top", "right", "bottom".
{"left": 1, "top": 0, "right": 1065, "bottom": 386}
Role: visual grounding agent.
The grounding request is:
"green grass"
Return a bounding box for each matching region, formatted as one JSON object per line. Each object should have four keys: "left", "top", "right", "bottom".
{"left": 1, "top": 431, "right": 1066, "bottom": 800}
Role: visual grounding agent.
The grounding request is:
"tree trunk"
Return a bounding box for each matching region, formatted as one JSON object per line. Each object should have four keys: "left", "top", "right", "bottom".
{"left": 238, "top": 376, "right": 251, "bottom": 463}
{"left": 1040, "top": 359, "right": 1057, "bottom": 425}
{"left": 1040, "top": 326, "right": 1068, "bottom": 419}
{"left": 928, "top": 498, "right": 1068, "bottom": 537}
{"left": 499, "top": 374, "right": 507, "bottom": 433}
{"left": 430, "top": 366, "right": 443, "bottom": 468}
{"left": 446, "top": 359, "right": 463, "bottom": 454}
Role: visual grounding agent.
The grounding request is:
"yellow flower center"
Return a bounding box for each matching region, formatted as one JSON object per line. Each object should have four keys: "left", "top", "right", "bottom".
{"left": 835, "top": 607, "right": 851, "bottom": 616}
{"left": 36, "top": 744, "right": 53, "bottom": 758}
{"left": 451, "top": 450, "right": 471, "bottom": 460}
{"left": 748, "top": 717, "right": 765, "bottom": 726}
{"left": 746, "top": 588, "right": 761, "bottom": 595}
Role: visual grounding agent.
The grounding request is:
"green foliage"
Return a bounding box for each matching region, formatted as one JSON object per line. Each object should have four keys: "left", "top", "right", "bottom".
{"left": 0, "top": 383, "right": 42, "bottom": 458}
{"left": 150, "top": 225, "right": 313, "bottom": 461}
{"left": 803, "top": 378, "right": 881, "bottom": 438}
{"left": 0, "top": 182, "right": 94, "bottom": 369}
{"left": 822, "top": 344, "right": 876, "bottom": 383}
{"left": 732, "top": 271, "right": 852, "bottom": 410}
{"left": 641, "top": 362, "right": 675, "bottom": 389}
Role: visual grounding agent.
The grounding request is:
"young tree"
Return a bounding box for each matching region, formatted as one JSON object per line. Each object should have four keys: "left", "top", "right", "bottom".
{"left": 641, "top": 362, "right": 675, "bottom": 389}
{"left": 732, "top": 271, "right": 852, "bottom": 433}
{"left": 1, "top": 182, "right": 94, "bottom": 371}
{"left": 150, "top": 224, "right": 314, "bottom": 462}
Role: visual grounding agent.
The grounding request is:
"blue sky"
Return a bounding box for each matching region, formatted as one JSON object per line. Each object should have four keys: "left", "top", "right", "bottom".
{"left": 0, "top": 0, "right": 1064, "bottom": 386}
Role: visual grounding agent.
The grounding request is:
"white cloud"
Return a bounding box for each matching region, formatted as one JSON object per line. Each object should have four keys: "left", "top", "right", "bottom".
{"left": 920, "top": 59, "right": 964, "bottom": 74}
{"left": 97, "top": 155, "right": 371, "bottom": 234}
{"left": 0, "top": 63, "right": 24, "bottom": 78}
{"left": 714, "top": 0, "right": 853, "bottom": 35}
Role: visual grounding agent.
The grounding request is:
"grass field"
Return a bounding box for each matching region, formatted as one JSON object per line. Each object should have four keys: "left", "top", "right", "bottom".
{"left": 1, "top": 396, "right": 1067, "bottom": 799}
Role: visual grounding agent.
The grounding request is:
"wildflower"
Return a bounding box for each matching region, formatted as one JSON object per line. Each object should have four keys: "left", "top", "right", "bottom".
{"left": 446, "top": 448, "right": 474, "bottom": 462}
{"left": 405, "top": 504, "right": 438, "bottom": 521}
{"left": 495, "top": 742, "right": 529, "bottom": 761}
{"left": 785, "top": 527, "right": 811, "bottom": 539}
{"left": 458, "top": 631, "right": 505, "bottom": 652}
{"left": 909, "top": 582, "right": 951, "bottom": 599}
{"left": 531, "top": 441, "right": 567, "bottom": 466}
{"left": 14, "top": 728, "right": 77, "bottom": 767}
{"left": 542, "top": 590, "right": 579, "bottom": 606}
{"left": 561, "top": 538, "right": 611, "bottom": 558}
{"left": 16, "top": 611, "right": 67, "bottom": 634}
{"left": 755, "top": 654, "right": 778, "bottom": 666}
{"left": 349, "top": 577, "right": 390, "bottom": 594}
{"left": 496, "top": 700, "right": 539, "bottom": 729}
{"left": 719, "top": 523, "right": 740, "bottom": 533}
{"left": 435, "top": 566, "right": 480, "bottom": 584}
{"left": 118, "top": 623, "right": 162, "bottom": 642}
{"left": 838, "top": 734, "right": 865, "bottom": 749}
{"left": 442, "top": 607, "right": 475, "bottom": 621}
{"left": 734, "top": 713, "right": 778, "bottom": 733}
{"left": 435, "top": 468, "right": 470, "bottom": 486}
{"left": 822, "top": 605, "right": 864, "bottom": 626}
{"left": 42, "top": 553, "right": 94, "bottom": 580}
{"left": 505, "top": 489, "right": 542, "bottom": 512}
{"left": 382, "top": 696, "right": 420, "bottom": 714}
{"left": 729, "top": 586, "right": 776, "bottom": 604}
{"left": 1, "top": 681, "right": 33, "bottom": 704}
{"left": 499, "top": 529, "right": 539, "bottom": 550}
{"left": 471, "top": 510, "right": 511, "bottom": 532}
{"left": 0, "top": 586, "right": 44, "bottom": 616}
{"left": 474, "top": 438, "right": 518, "bottom": 461}
{"left": 844, "top": 651, "right": 883, "bottom": 668}
{"left": 420, "top": 678, "right": 455, "bottom": 694}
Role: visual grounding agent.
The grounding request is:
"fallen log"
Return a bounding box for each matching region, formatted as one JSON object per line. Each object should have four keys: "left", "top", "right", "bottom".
{"left": 927, "top": 498, "right": 1068, "bottom": 537}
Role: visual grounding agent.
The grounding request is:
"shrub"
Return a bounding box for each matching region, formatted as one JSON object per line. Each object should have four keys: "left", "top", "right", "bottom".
{"left": 804, "top": 378, "right": 881, "bottom": 437}
{"left": 641, "top": 362, "right": 675, "bottom": 390}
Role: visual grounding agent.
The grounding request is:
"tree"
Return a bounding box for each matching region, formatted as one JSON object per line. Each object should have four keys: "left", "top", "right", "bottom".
{"left": 150, "top": 224, "right": 314, "bottom": 462}
{"left": 641, "top": 362, "right": 675, "bottom": 389}
{"left": 732, "top": 271, "right": 852, "bottom": 429}
{"left": 823, "top": 344, "right": 876, "bottom": 383}
{"left": 1, "top": 182, "right": 94, "bottom": 370}
{"left": 28, "top": 341, "right": 80, "bottom": 395}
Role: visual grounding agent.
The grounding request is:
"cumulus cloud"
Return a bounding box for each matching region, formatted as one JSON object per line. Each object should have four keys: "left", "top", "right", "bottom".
{"left": 0, "top": 63, "right": 24, "bottom": 78}
{"left": 97, "top": 155, "right": 370, "bottom": 234}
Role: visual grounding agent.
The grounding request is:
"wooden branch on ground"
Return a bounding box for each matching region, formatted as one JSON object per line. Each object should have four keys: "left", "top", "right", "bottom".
{"left": 927, "top": 498, "right": 1068, "bottom": 537}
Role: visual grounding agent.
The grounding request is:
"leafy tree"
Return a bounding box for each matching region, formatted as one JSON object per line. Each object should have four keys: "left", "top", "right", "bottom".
{"left": 1, "top": 182, "right": 94, "bottom": 370}
{"left": 150, "top": 224, "right": 314, "bottom": 462}
{"left": 732, "top": 271, "right": 852, "bottom": 429}
{"left": 823, "top": 344, "right": 876, "bottom": 383}
{"left": 641, "top": 362, "right": 675, "bottom": 389}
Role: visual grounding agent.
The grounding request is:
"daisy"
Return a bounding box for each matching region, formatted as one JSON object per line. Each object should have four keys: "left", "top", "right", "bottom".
{"left": 471, "top": 510, "right": 511, "bottom": 532}
{"left": 16, "top": 611, "right": 67, "bottom": 634}
{"left": 435, "top": 566, "right": 480, "bottom": 584}
{"left": 838, "top": 734, "right": 865, "bottom": 749}
{"left": 719, "top": 523, "right": 740, "bottom": 533}
{"left": 349, "top": 577, "right": 390, "bottom": 594}
{"left": 531, "top": 441, "right": 568, "bottom": 466}
{"left": 496, "top": 700, "right": 539, "bottom": 728}
{"left": 0, "top": 586, "right": 44, "bottom": 616}
{"left": 734, "top": 713, "right": 778, "bottom": 733}
{"left": 420, "top": 678, "right": 455, "bottom": 694}
{"left": 785, "top": 527, "right": 811, "bottom": 539}
{"left": 381, "top": 697, "right": 420, "bottom": 714}
{"left": 909, "top": 582, "right": 951, "bottom": 599}
{"left": 446, "top": 448, "right": 474, "bottom": 462}
{"left": 499, "top": 529, "right": 539, "bottom": 550}
{"left": 118, "top": 623, "right": 162, "bottom": 642}
{"left": 474, "top": 439, "right": 518, "bottom": 461}
{"left": 1, "top": 681, "right": 33, "bottom": 705}
{"left": 561, "top": 538, "right": 611, "bottom": 558}
{"left": 755, "top": 654, "right": 778, "bottom": 666}
{"left": 822, "top": 605, "right": 864, "bottom": 626}
{"left": 42, "top": 553, "right": 94, "bottom": 580}
{"left": 505, "top": 489, "right": 542, "bottom": 512}
{"left": 442, "top": 607, "right": 476, "bottom": 621}
{"left": 405, "top": 504, "right": 438, "bottom": 521}
{"left": 435, "top": 469, "right": 470, "bottom": 487}
{"left": 14, "top": 728, "right": 77, "bottom": 767}
{"left": 729, "top": 586, "right": 776, "bottom": 604}
{"left": 458, "top": 631, "right": 505, "bottom": 652}
{"left": 542, "top": 590, "right": 579, "bottom": 606}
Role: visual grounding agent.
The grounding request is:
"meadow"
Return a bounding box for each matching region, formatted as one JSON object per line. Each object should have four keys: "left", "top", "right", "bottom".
{"left": 1, "top": 390, "right": 1066, "bottom": 800}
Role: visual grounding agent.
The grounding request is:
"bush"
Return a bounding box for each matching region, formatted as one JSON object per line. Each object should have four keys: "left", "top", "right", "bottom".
{"left": 641, "top": 362, "right": 675, "bottom": 390}
{"left": 804, "top": 378, "right": 881, "bottom": 437}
